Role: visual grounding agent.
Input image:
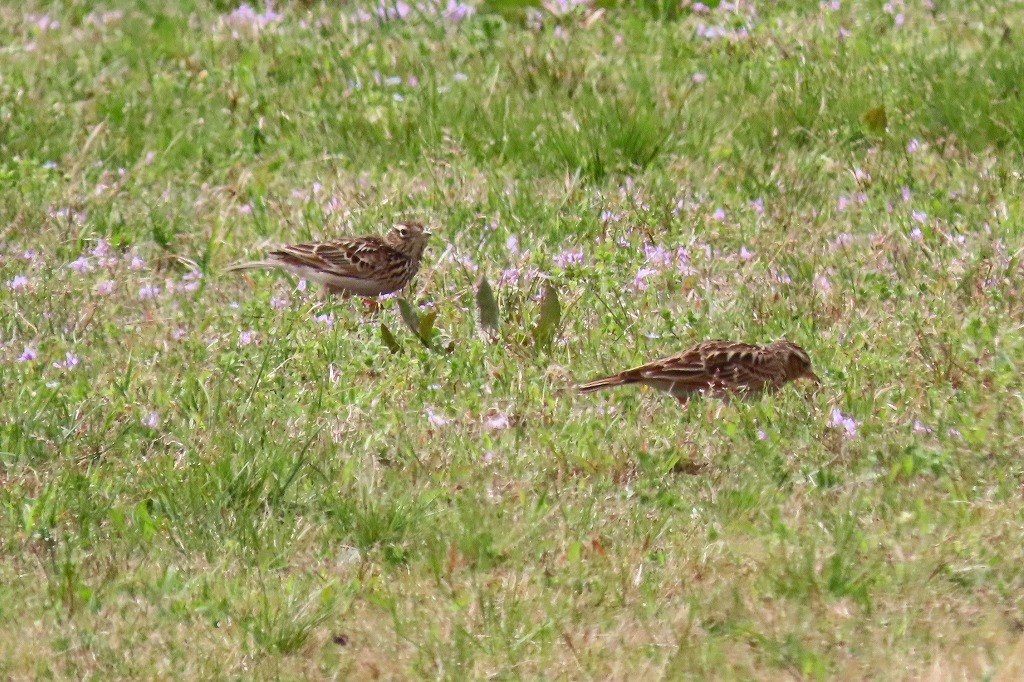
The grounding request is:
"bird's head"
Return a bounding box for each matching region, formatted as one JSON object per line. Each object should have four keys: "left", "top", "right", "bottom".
{"left": 385, "top": 221, "right": 431, "bottom": 260}
{"left": 770, "top": 340, "right": 820, "bottom": 384}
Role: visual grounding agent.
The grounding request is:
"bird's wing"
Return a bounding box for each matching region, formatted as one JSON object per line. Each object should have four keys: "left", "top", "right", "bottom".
{"left": 699, "top": 343, "right": 780, "bottom": 390}
{"left": 270, "top": 237, "right": 401, "bottom": 277}
{"left": 627, "top": 347, "right": 716, "bottom": 391}
{"left": 632, "top": 341, "right": 767, "bottom": 391}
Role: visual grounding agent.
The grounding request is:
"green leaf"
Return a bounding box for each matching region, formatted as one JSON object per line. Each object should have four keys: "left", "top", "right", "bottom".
{"left": 476, "top": 275, "right": 500, "bottom": 335}
{"left": 532, "top": 282, "right": 561, "bottom": 350}
{"left": 862, "top": 105, "right": 888, "bottom": 134}
{"left": 380, "top": 323, "right": 402, "bottom": 354}
{"left": 397, "top": 297, "right": 420, "bottom": 336}
{"left": 417, "top": 309, "right": 437, "bottom": 347}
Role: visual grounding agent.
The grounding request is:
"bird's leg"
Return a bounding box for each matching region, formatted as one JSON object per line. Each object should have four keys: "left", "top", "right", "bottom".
{"left": 322, "top": 284, "right": 352, "bottom": 299}
{"left": 361, "top": 297, "right": 382, "bottom": 315}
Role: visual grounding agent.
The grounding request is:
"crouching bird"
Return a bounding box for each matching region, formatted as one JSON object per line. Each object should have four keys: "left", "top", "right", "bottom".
{"left": 577, "top": 339, "right": 820, "bottom": 404}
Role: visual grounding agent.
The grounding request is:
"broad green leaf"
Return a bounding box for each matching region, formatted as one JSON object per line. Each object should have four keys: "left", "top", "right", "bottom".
{"left": 397, "top": 297, "right": 420, "bottom": 336}
{"left": 417, "top": 309, "right": 437, "bottom": 347}
{"left": 476, "top": 275, "right": 500, "bottom": 334}
{"left": 533, "top": 282, "right": 561, "bottom": 350}
{"left": 380, "top": 323, "right": 402, "bottom": 354}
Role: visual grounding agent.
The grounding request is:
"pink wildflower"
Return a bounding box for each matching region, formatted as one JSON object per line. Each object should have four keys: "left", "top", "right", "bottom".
{"left": 484, "top": 410, "right": 510, "bottom": 431}
{"left": 69, "top": 256, "right": 92, "bottom": 273}
{"left": 138, "top": 284, "right": 160, "bottom": 300}
{"left": 425, "top": 407, "right": 450, "bottom": 427}
{"left": 829, "top": 408, "right": 859, "bottom": 438}
{"left": 53, "top": 352, "right": 79, "bottom": 370}
{"left": 633, "top": 267, "right": 659, "bottom": 291}
{"left": 553, "top": 248, "right": 584, "bottom": 268}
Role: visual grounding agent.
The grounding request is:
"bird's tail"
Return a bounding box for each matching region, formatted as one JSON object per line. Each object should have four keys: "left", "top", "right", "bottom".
{"left": 576, "top": 373, "right": 632, "bottom": 394}
{"left": 225, "top": 260, "right": 278, "bottom": 273}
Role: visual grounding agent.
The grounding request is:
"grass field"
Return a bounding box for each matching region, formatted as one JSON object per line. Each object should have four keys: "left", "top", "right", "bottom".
{"left": 3, "top": 0, "right": 1024, "bottom": 678}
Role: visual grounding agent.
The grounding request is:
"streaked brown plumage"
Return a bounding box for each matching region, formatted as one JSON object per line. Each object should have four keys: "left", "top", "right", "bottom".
{"left": 227, "top": 221, "right": 430, "bottom": 297}
{"left": 577, "top": 340, "right": 820, "bottom": 404}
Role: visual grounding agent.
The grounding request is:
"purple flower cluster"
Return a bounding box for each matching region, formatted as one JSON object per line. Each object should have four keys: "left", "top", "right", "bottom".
{"left": 425, "top": 406, "right": 450, "bottom": 427}
{"left": 633, "top": 243, "right": 693, "bottom": 290}
{"left": 543, "top": 0, "right": 591, "bottom": 17}
{"left": 499, "top": 264, "right": 541, "bottom": 288}
{"left": 829, "top": 408, "right": 859, "bottom": 438}
{"left": 354, "top": 0, "right": 475, "bottom": 24}
{"left": 222, "top": 2, "right": 281, "bottom": 36}
{"left": 52, "top": 352, "right": 79, "bottom": 370}
{"left": 835, "top": 193, "right": 868, "bottom": 211}
{"left": 552, "top": 247, "right": 583, "bottom": 269}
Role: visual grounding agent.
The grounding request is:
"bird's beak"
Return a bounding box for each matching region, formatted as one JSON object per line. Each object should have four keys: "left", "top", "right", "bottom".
{"left": 806, "top": 370, "right": 821, "bottom": 384}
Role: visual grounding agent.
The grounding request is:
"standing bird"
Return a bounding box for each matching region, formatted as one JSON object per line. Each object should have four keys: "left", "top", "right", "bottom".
{"left": 577, "top": 340, "right": 820, "bottom": 404}
{"left": 226, "top": 221, "right": 431, "bottom": 297}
